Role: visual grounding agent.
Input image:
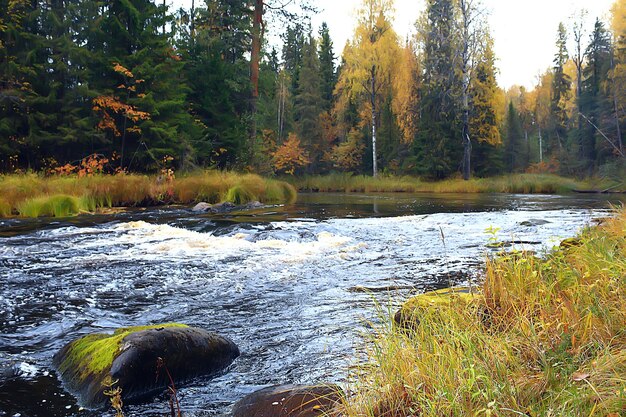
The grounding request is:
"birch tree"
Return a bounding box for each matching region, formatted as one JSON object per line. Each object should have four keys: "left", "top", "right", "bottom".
{"left": 335, "top": 0, "right": 400, "bottom": 177}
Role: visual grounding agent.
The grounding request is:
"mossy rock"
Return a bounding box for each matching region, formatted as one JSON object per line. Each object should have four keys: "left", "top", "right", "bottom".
{"left": 560, "top": 237, "right": 583, "bottom": 249}
{"left": 394, "top": 287, "right": 480, "bottom": 327}
{"left": 232, "top": 384, "right": 344, "bottom": 417}
{"left": 52, "top": 324, "right": 239, "bottom": 409}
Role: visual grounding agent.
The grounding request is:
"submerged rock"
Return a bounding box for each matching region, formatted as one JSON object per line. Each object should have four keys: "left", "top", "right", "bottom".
{"left": 192, "top": 202, "right": 213, "bottom": 212}
{"left": 232, "top": 384, "right": 343, "bottom": 417}
{"left": 52, "top": 324, "right": 239, "bottom": 409}
{"left": 192, "top": 201, "right": 264, "bottom": 214}
{"left": 394, "top": 287, "right": 480, "bottom": 328}
{"left": 519, "top": 219, "right": 551, "bottom": 227}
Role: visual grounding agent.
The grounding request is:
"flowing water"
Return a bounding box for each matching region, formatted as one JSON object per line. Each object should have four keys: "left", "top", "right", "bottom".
{"left": 0, "top": 193, "right": 623, "bottom": 417}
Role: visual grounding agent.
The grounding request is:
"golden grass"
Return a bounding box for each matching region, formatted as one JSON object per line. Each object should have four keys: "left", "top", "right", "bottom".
{"left": 0, "top": 172, "right": 297, "bottom": 218}
{"left": 344, "top": 210, "right": 626, "bottom": 417}
{"left": 291, "top": 173, "right": 591, "bottom": 194}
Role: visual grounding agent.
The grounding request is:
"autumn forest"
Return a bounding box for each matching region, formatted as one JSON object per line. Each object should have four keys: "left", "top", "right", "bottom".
{"left": 1, "top": 0, "right": 626, "bottom": 180}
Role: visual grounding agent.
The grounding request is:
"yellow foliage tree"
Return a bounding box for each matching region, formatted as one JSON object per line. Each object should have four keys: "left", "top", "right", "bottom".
{"left": 611, "top": 0, "right": 626, "bottom": 155}
{"left": 272, "top": 133, "right": 310, "bottom": 175}
{"left": 334, "top": 0, "right": 402, "bottom": 177}
{"left": 392, "top": 40, "right": 420, "bottom": 144}
{"left": 469, "top": 36, "right": 502, "bottom": 146}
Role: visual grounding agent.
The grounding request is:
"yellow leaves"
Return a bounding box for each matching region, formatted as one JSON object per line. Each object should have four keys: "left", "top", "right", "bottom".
{"left": 113, "top": 63, "right": 134, "bottom": 78}
{"left": 392, "top": 41, "right": 420, "bottom": 144}
{"left": 92, "top": 96, "right": 150, "bottom": 137}
{"left": 272, "top": 133, "right": 310, "bottom": 175}
{"left": 611, "top": 0, "right": 626, "bottom": 38}
{"left": 325, "top": 128, "right": 366, "bottom": 171}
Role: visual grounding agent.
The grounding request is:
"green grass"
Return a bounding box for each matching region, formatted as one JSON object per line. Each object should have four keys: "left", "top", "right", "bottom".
{"left": 291, "top": 173, "right": 599, "bottom": 194}
{"left": 17, "top": 195, "right": 83, "bottom": 217}
{"left": 0, "top": 171, "right": 298, "bottom": 218}
{"left": 344, "top": 210, "right": 626, "bottom": 417}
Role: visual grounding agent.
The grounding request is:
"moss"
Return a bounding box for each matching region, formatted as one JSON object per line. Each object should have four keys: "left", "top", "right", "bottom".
{"left": 56, "top": 323, "right": 188, "bottom": 379}
{"left": 402, "top": 287, "right": 478, "bottom": 309}
{"left": 397, "top": 287, "right": 480, "bottom": 326}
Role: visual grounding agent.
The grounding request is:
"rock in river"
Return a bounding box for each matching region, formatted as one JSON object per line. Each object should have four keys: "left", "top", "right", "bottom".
{"left": 232, "top": 384, "right": 344, "bottom": 417}
{"left": 52, "top": 324, "right": 239, "bottom": 409}
{"left": 394, "top": 287, "right": 480, "bottom": 328}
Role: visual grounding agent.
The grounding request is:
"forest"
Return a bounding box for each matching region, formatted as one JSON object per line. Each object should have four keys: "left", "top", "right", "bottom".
{"left": 1, "top": 0, "right": 625, "bottom": 180}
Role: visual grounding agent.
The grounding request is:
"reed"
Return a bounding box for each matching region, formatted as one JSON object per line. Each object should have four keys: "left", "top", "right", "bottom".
{"left": 0, "top": 171, "right": 297, "bottom": 218}
{"left": 292, "top": 173, "right": 588, "bottom": 194}
{"left": 343, "top": 210, "right": 626, "bottom": 417}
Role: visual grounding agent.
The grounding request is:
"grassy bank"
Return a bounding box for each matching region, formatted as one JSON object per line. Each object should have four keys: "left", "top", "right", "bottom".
{"left": 345, "top": 211, "right": 625, "bottom": 416}
{"left": 291, "top": 173, "right": 603, "bottom": 194}
{"left": 0, "top": 172, "right": 296, "bottom": 218}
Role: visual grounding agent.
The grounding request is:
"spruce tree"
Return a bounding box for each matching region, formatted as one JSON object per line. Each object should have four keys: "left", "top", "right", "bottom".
{"left": 580, "top": 19, "right": 612, "bottom": 173}
{"left": 551, "top": 22, "right": 571, "bottom": 155}
{"left": 318, "top": 22, "right": 336, "bottom": 110}
{"left": 294, "top": 35, "right": 324, "bottom": 171}
{"left": 415, "top": 0, "right": 462, "bottom": 179}
{"left": 505, "top": 102, "right": 525, "bottom": 172}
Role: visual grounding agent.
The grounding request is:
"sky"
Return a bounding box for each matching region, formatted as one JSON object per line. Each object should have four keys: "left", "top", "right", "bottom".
{"left": 171, "top": 0, "right": 617, "bottom": 90}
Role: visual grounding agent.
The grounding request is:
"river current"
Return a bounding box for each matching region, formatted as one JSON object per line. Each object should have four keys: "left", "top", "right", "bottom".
{"left": 0, "top": 193, "right": 622, "bottom": 417}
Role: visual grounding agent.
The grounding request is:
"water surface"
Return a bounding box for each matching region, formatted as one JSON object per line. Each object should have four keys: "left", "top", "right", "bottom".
{"left": 0, "top": 193, "right": 622, "bottom": 417}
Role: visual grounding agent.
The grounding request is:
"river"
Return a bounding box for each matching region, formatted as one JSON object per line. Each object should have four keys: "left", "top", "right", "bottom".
{"left": 0, "top": 192, "right": 623, "bottom": 417}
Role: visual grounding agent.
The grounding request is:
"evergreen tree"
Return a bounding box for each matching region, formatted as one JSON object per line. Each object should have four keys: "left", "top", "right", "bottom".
{"left": 415, "top": 0, "right": 462, "bottom": 179}
{"left": 282, "top": 23, "right": 305, "bottom": 93}
{"left": 294, "top": 35, "right": 324, "bottom": 171}
{"left": 504, "top": 102, "right": 525, "bottom": 172}
{"left": 550, "top": 22, "right": 571, "bottom": 155}
{"left": 180, "top": 0, "right": 251, "bottom": 168}
{"left": 96, "top": 0, "right": 196, "bottom": 170}
{"left": 579, "top": 18, "right": 612, "bottom": 173}
{"left": 469, "top": 37, "right": 502, "bottom": 175}
{"left": 318, "top": 22, "right": 336, "bottom": 110}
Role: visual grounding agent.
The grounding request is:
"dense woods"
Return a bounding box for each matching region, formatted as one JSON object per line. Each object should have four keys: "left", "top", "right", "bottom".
{"left": 1, "top": 0, "right": 625, "bottom": 179}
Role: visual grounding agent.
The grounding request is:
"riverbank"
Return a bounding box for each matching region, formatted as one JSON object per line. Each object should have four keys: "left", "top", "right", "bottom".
{"left": 0, "top": 172, "right": 296, "bottom": 218}
{"left": 344, "top": 210, "right": 625, "bottom": 416}
{"left": 291, "top": 173, "right": 615, "bottom": 194}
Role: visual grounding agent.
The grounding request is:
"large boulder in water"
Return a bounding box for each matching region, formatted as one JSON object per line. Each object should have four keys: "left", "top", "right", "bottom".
{"left": 232, "top": 384, "right": 344, "bottom": 417}
{"left": 52, "top": 324, "right": 239, "bottom": 409}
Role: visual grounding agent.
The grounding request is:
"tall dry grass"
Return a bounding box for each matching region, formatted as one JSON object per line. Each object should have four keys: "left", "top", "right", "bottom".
{"left": 344, "top": 210, "right": 626, "bottom": 417}
{"left": 292, "top": 173, "right": 588, "bottom": 194}
{"left": 0, "top": 172, "right": 297, "bottom": 218}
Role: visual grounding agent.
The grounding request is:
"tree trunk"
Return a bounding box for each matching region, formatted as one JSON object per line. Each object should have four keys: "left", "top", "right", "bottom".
{"left": 538, "top": 127, "right": 543, "bottom": 163}
{"left": 612, "top": 54, "right": 624, "bottom": 156}
{"left": 462, "top": 95, "right": 470, "bottom": 180}
{"left": 190, "top": 0, "right": 195, "bottom": 41}
{"left": 371, "top": 67, "right": 377, "bottom": 178}
{"left": 459, "top": 0, "right": 471, "bottom": 181}
{"left": 250, "top": 0, "right": 263, "bottom": 156}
